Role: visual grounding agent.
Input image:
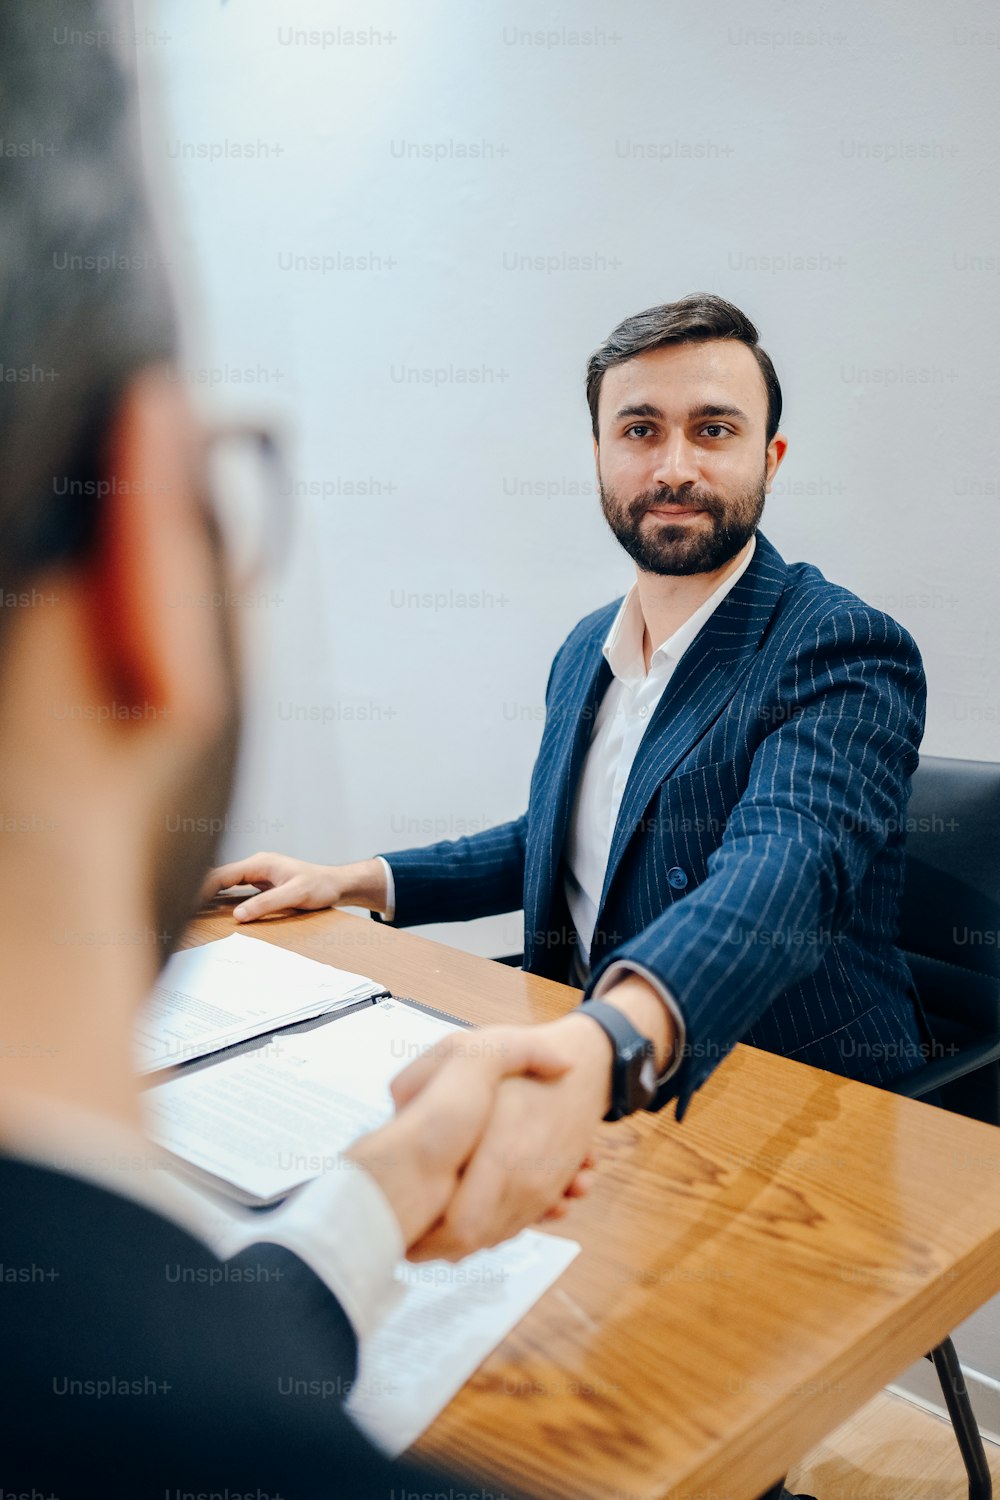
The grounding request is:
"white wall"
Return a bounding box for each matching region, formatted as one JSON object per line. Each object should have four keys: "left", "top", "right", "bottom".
{"left": 145, "top": 0, "right": 1000, "bottom": 1403}
{"left": 148, "top": 0, "right": 999, "bottom": 947}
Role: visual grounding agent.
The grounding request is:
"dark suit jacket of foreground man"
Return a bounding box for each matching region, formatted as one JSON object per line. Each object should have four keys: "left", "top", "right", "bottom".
{"left": 379, "top": 533, "right": 928, "bottom": 1118}
{"left": 2, "top": 1156, "right": 526, "bottom": 1498}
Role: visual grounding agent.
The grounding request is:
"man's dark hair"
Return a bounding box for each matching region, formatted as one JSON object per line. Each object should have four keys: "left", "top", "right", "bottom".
{"left": 0, "top": 1, "right": 176, "bottom": 626}
{"left": 586, "top": 293, "right": 782, "bottom": 445}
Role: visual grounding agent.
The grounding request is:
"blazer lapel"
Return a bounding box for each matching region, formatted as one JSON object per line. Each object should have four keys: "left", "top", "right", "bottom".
{"left": 596, "top": 533, "right": 789, "bottom": 915}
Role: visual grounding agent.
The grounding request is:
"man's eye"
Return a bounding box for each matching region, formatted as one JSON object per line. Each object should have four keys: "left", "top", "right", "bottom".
{"left": 625, "top": 424, "right": 652, "bottom": 439}
{"left": 700, "top": 424, "right": 730, "bottom": 438}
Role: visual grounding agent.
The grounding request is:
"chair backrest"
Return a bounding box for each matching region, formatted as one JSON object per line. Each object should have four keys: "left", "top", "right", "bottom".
{"left": 899, "top": 754, "right": 1000, "bottom": 1124}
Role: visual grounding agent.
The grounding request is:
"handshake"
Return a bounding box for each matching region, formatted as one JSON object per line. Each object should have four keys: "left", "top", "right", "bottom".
{"left": 200, "top": 851, "right": 653, "bottom": 1262}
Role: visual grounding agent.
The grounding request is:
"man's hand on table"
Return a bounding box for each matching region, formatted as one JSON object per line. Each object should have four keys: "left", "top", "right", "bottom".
{"left": 200, "top": 852, "right": 388, "bottom": 920}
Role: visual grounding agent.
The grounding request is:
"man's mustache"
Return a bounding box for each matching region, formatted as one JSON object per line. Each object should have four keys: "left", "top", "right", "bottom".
{"left": 626, "top": 487, "right": 725, "bottom": 520}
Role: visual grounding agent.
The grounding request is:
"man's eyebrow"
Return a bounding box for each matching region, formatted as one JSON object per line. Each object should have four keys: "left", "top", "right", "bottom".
{"left": 689, "top": 402, "right": 749, "bottom": 423}
{"left": 611, "top": 401, "right": 751, "bottom": 424}
{"left": 612, "top": 403, "right": 663, "bottom": 422}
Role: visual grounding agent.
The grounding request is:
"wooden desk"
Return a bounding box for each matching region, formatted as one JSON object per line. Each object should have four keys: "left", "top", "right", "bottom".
{"left": 189, "top": 906, "right": 1000, "bottom": 1500}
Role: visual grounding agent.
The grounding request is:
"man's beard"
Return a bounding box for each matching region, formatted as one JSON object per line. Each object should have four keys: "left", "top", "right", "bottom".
{"left": 599, "top": 470, "right": 767, "bottom": 576}
{"left": 150, "top": 545, "right": 243, "bottom": 964}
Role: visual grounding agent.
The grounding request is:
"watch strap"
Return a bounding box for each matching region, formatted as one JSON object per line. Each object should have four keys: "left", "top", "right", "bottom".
{"left": 576, "top": 999, "right": 655, "bottom": 1121}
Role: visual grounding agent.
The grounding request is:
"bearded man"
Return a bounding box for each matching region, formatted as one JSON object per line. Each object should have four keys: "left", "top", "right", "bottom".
{"left": 210, "top": 293, "right": 929, "bottom": 1154}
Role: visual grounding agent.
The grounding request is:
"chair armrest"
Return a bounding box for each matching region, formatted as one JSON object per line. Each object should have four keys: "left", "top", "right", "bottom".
{"left": 886, "top": 1031, "right": 1000, "bottom": 1099}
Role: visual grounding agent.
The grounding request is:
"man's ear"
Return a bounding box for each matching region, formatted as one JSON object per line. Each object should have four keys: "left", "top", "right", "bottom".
{"left": 81, "top": 366, "right": 228, "bottom": 743}
{"left": 764, "top": 432, "right": 788, "bottom": 493}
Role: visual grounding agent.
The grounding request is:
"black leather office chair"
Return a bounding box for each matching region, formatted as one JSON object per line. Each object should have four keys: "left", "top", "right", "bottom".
{"left": 889, "top": 754, "right": 1000, "bottom": 1124}
{"left": 771, "top": 756, "right": 1000, "bottom": 1500}
{"left": 884, "top": 754, "right": 1000, "bottom": 1500}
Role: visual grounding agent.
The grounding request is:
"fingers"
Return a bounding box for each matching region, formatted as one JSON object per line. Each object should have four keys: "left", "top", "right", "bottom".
{"left": 405, "top": 1221, "right": 473, "bottom": 1264}
{"left": 199, "top": 852, "right": 279, "bottom": 905}
{"left": 389, "top": 1041, "right": 453, "bottom": 1110}
{"left": 409, "top": 1167, "right": 593, "bottom": 1259}
{"left": 561, "top": 1165, "right": 597, "bottom": 1199}
{"left": 494, "top": 1029, "right": 574, "bottom": 1084}
{"left": 199, "top": 852, "right": 336, "bottom": 922}
{"left": 538, "top": 1166, "right": 596, "bottom": 1218}
{"left": 404, "top": 1136, "right": 596, "bottom": 1263}
{"left": 543, "top": 1161, "right": 597, "bottom": 1214}
{"left": 233, "top": 881, "right": 302, "bottom": 922}
{"left": 390, "top": 1025, "right": 573, "bottom": 1113}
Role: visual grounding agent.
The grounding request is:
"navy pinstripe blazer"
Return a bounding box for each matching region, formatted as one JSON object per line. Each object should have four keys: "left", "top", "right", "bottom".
{"left": 379, "top": 532, "right": 928, "bottom": 1118}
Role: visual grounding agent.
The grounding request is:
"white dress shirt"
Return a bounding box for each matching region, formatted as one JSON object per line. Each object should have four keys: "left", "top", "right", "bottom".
{"left": 566, "top": 537, "right": 757, "bottom": 965}
{"left": 562, "top": 536, "right": 756, "bottom": 1080}
{"left": 0, "top": 1089, "right": 404, "bottom": 1342}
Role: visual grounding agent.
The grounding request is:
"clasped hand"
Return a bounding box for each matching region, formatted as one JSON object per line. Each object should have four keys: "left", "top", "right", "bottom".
{"left": 346, "top": 1015, "right": 613, "bottom": 1262}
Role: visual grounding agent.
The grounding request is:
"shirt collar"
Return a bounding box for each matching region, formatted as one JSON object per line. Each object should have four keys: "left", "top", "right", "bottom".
{"left": 602, "top": 533, "right": 757, "bottom": 688}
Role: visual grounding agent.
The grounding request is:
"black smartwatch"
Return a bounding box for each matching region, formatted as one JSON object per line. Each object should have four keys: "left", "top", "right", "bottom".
{"left": 576, "top": 999, "right": 658, "bottom": 1121}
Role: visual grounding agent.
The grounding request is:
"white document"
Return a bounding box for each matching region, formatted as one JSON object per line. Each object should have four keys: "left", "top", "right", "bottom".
{"left": 346, "top": 1229, "right": 581, "bottom": 1455}
{"left": 143, "top": 997, "right": 460, "bottom": 1202}
{"left": 135, "top": 933, "right": 385, "bottom": 1073}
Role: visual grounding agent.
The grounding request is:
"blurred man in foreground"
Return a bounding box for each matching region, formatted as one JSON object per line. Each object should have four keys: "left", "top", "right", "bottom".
{"left": 0, "top": 5, "right": 599, "bottom": 1493}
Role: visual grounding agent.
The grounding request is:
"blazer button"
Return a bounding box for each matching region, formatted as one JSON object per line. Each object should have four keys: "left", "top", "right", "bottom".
{"left": 667, "top": 866, "right": 689, "bottom": 890}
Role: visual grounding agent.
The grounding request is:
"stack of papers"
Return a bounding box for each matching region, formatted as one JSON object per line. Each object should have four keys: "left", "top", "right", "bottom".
{"left": 135, "top": 933, "right": 386, "bottom": 1073}
{"left": 144, "top": 996, "right": 459, "bottom": 1204}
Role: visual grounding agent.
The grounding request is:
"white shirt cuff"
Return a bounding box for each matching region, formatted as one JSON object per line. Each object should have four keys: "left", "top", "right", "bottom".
{"left": 376, "top": 856, "right": 396, "bottom": 923}
{"left": 591, "top": 960, "right": 687, "bottom": 1086}
{"left": 216, "top": 1157, "right": 405, "bottom": 1342}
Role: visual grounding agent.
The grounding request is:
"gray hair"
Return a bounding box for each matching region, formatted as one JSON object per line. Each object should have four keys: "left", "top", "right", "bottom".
{"left": 0, "top": 0, "right": 176, "bottom": 616}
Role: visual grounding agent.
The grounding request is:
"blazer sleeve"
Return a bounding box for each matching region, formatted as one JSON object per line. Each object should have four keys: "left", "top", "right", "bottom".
{"left": 374, "top": 814, "right": 527, "bottom": 927}
{"left": 587, "top": 604, "right": 927, "bottom": 1120}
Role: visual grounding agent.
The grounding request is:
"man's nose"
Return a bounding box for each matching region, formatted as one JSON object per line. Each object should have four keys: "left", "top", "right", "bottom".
{"left": 651, "top": 433, "right": 700, "bottom": 490}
